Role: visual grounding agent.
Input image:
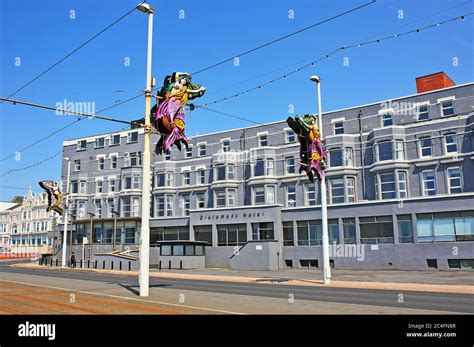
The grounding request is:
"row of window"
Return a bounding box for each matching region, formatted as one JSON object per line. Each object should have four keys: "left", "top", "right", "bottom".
{"left": 327, "top": 133, "right": 460, "bottom": 168}
{"left": 76, "top": 132, "right": 139, "bottom": 151}
{"left": 331, "top": 97, "right": 455, "bottom": 135}
{"left": 69, "top": 197, "right": 139, "bottom": 219}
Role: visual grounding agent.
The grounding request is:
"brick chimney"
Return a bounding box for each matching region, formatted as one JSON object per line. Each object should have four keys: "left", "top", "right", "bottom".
{"left": 416, "top": 72, "right": 455, "bottom": 93}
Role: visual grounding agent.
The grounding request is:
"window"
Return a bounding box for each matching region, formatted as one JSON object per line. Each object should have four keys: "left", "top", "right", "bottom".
{"left": 417, "top": 212, "right": 474, "bottom": 242}
{"left": 71, "top": 182, "right": 79, "bottom": 194}
{"left": 328, "top": 219, "right": 340, "bottom": 244}
{"left": 300, "top": 259, "right": 318, "bottom": 268}
{"left": 253, "top": 186, "right": 265, "bottom": 205}
{"left": 254, "top": 159, "right": 264, "bottom": 176}
{"left": 109, "top": 179, "right": 116, "bottom": 192}
{"left": 132, "top": 176, "right": 140, "bottom": 189}
{"left": 215, "top": 188, "right": 236, "bottom": 208}
{"left": 129, "top": 152, "right": 141, "bottom": 167}
{"left": 98, "top": 157, "right": 105, "bottom": 170}
{"left": 379, "top": 172, "right": 396, "bottom": 199}
{"left": 198, "top": 143, "right": 206, "bottom": 156}
{"left": 440, "top": 98, "right": 454, "bottom": 116}
{"left": 165, "top": 152, "right": 171, "bottom": 161}
{"left": 341, "top": 177, "right": 353, "bottom": 202}
{"left": 297, "top": 220, "right": 321, "bottom": 246}
{"left": 252, "top": 222, "right": 274, "bottom": 240}
{"left": 394, "top": 141, "right": 404, "bottom": 160}
{"left": 381, "top": 113, "right": 393, "bottom": 127}
{"left": 185, "top": 146, "right": 193, "bottom": 158}
{"left": 194, "top": 225, "right": 212, "bottom": 245}
{"left": 334, "top": 121, "right": 344, "bottom": 135}
{"left": 110, "top": 155, "right": 117, "bottom": 169}
{"left": 128, "top": 131, "right": 139, "bottom": 143}
{"left": 266, "top": 185, "right": 275, "bottom": 204}
{"left": 95, "top": 137, "right": 105, "bottom": 149}
{"left": 287, "top": 185, "right": 296, "bottom": 207}
{"left": 343, "top": 218, "right": 356, "bottom": 244}
{"left": 132, "top": 197, "right": 139, "bottom": 217}
{"left": 426, "top": 259, "right": 437, "bottom": 269}
{"left": 282, "top": 221, "right": 294, "bottom": 246}
{"left": 417, "top": 104, "right": 429, "bottom": 121}
{"left": 181, "top": 194, "right": 190, "bottom": 216}
{"left": 305, "top": 183, "right": 316, "bottom": 206}
{"left": 182, "top": 171, "right": 191, "bottom": 185}
{"left": 196, "top": 192, "right": 205, "bottom": 209}
{"left": 329, "top": 148, "right": 353, "bottom": 167}
{"left": 447, "top": 167, "right": 462, "bottom": 194}
{"left": 378, "top": 142, "right": 393, "bottom": 161}
{"left": 217, "top": 224, "right": 246, "bottom": 246}
{"left": 330, "top": 179, "right": 344, "bottom": 203}
{"left": 222, "top": 139, "right": 230, "bottom": 152}
{"left": 79, "top": 181, "right": 87, "bottom": 194}
{"left": 285, "top": 157, "right": 296, "bottom": 174}
{"left": 163, "top": 172, "right": 172, "bottom": 187}
{"left": 110, "top": 134, "right": 120, "bottom": 146}
{"left": 228, "top": 164, "right": 235, "bottom": 180}
{"left": 74, "top": 160, "right": 81, "bottom": 171}
{"left": 196, "top": 169, "right": 205, "bottom": 184}
{"left": 448, "top": 259, "right": 474, "bottom": 269}
{"left": 359, "top": 216, "right": 394, "bottom": 244}
{"left": 422, "top": 170, "right": 436, "bottom": 196}
{"left": 266, "top": 159, "right": 274, "bottom": 176}
{"left": 444, "top": 134, "right": 458, "bottom": 154}
{"left": 95, "top": 200, "right": 102, "bottom": 217}
{"left": 419, "top": 137, "right": 432, "bottom": 157}
{"left": 258, "top": 133, "right": 268, "bottom": 147}
{"left": 155, "top": 195, "right": 174, "bottom": 217}
{"left": 398, "top": 171, "right": 407, "bottom": 198}
{"left": 285, "top": 129, "right": 296, "bottom": 143}
{"left": 397, "top": 215, "right": 413, "bottom": 243}
{"left": 77, "top": 140, "right": 87, "bottom": 151}
{"left": 96, "top": 180, "right": 103, "bottom": 194}
{"left": 123, "top": 176, "right": 132, "bottom": 190}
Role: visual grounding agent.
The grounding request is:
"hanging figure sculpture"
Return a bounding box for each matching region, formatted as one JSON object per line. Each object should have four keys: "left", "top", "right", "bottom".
{"left": 286, "top": 114, "right": 327, "bottom": 182}
{"left": 151, "top": 72, "right": 206, "bottom": 155}
{"left": 38, "top": 180, "right": 64, "bottom": 216}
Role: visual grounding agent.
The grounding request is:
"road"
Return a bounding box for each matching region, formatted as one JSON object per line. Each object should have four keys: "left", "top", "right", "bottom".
{"left": 0, "top": 260, "right": 473, "bottom": 314}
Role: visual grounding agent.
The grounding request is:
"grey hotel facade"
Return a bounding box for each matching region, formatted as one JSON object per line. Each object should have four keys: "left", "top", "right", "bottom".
{"left": 61, "top": 75, "right": 474, "bottom": 270}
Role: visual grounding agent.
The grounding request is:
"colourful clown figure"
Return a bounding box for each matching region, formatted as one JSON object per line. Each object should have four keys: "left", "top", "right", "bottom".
{"left": 286, "top": 114, "right": 327, "bottom": 182}
{"left": 38, "top": 180, "right": 64, "bottom": 216}
{"left": 152, "top": 72, "right": 206, "bottom": 155}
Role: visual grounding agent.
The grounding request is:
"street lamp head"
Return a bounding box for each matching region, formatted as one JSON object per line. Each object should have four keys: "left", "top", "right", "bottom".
{"left": 137, "top": 2, "right": 154, "bottom": 13}
{"left": 310, "top": 75, "right": 321, "bottom": 83}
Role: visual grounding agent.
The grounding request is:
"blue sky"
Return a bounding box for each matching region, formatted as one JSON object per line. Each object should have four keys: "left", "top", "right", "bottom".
{"left": 0, "top": 0, "right": 473, "bottom": 200}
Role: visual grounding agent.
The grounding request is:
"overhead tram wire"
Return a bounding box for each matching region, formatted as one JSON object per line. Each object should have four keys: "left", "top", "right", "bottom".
{"left": 76, "top": 1, "right": 377, "bottom": 115}
{"left": 204, "top": 0, "right": 474, "bottom": 98}
{"left": 0, "top": 2, "right": 145, "bottom": 103}
{"left": 190, "top": 0, "right": 377, "bottom": 76}
{"left": 195, "top": 13, "right": 473, "bottom": 108}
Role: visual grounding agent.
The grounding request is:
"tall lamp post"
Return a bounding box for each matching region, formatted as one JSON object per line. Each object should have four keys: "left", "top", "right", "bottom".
{"left": 61, "top": 158, "right": 71, "bottom": 268}
{"left": 137, "top": 2, "right": 154, "bottom": 297}
{"left": 310, "top": 75, "right": 331, "bottom": 284}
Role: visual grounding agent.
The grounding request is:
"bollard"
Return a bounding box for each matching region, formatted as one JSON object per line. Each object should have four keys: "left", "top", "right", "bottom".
{"left": 180, "top": 260, "right": 183, "bottom": 270}
{"left": 169, "top": 260, "right": 171, "bottom": 269}
{"left": 95, "top": 260, "right": 98, "bottom": 269}
{"left": 80, "top": 260, "right": 83, "bottom": 268}
{"left": 111, "top": 261, "right": 114, "bottom": 270}
{"left": 119, "top": 261, "right": 122, "bottom": 271}
{"left": 88, "top": 260, "right": 90, "bottom": 269}
{"left": 159, "top": 261, "right": 161, "bottom": 270}
{"left": 128, "top": 261, "right": 131, "bottom": 271}
{"left": 103, "top": 260, "right": 105, "bottom": 269}
{"left": 56, "top": 259, "right": 58, "bottom": 267}
{"left": 50, "top": 258, "right": 53, "bottom": 266}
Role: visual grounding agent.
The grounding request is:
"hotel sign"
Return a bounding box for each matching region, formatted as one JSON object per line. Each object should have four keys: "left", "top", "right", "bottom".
{"left": 198, "top": 211, "right": 266, "bottom": 221}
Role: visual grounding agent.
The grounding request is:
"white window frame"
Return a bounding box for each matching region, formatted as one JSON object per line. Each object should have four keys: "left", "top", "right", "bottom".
{"left": 73, "top": 159, "right": 81, "bottom": 172}
{"left": 109, "top": 153, "right": 118, "bottom": 169}
{"left": 110, "top": 134, "right": 121, "bottom": 146}
{"left": 394, "top": 140, "right": 405, "bottom": 160}
{"left": 257, "top": 132, "right": 269, "bottom": 147}
{"left": 331, "top": 117, "right": 345, "bottom": 135}
{"left": 127, "top": 131, "right": 139, "bottom": 143}
{"left": 96, "top": 179, "right": 103, "bottom": 194}
{"left": 197, "top": 142, "right": 207, "bottom": 157}
{"left": 185, "top": 145, "right": 193, "bottom": 158}
{"left": 94, "top": 137, "right": 105, "bottom": 149}
{"left": 286, "top": 184, "right": 296, "bottom": 207}
{"left": 379, "top": 108, "right": 394, "bottom": 127}
{"left": 79, "top": 181, "right": 87, "bottom": 195}
{"left": 446, "top": 166, "right": 462, "bottom": 194}
{"left": 285, "top": 157, "right": 296, "bottom": 174}
{"left": 419, "top": 137, "right": 433, "bottom": 158}
{"left": 438, "top": 96, "right": 455, "bottom": 117}
{"left": 97, "top": 155, "right": 106, "bottom": 171}
{"left": 304, "top": 183, "right": 316, "bottom": 206}
{"left": 421, "top": 169, "right": 436, "bottom": 196}
{"left": 284, "top": 128, "right": 296, "bottom": 143}
{"left": 77, "top": 140, "right": 87, "bottom": 151}
{"left": 444, "top": 133, "right": 458, "bottom": 155}
{"left": 266, "top": 159, "right": 274, "bottom": 176}
{"left": 196, "top": 168, "right": 205, "bottom": 185}
{"left": 182, "top": 171, "right": 191, "bottom": 186}
{"left": 196, "top": 192, "right": 205, "bottom": 209}
{"left": 221, "top": 138, "right": 231, "bottom": 153}
{"left": 416, "top": 101, "right": 430, "bottom": 121}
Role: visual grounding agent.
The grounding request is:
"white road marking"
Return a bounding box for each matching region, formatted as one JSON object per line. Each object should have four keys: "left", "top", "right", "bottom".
{"left": 0, "top": 279, "right": 244, "bottom": 315}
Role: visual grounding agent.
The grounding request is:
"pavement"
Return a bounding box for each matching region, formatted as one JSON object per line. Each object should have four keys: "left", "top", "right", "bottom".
{"left": 13, "top": 261, "right": 474, "bottom": 295}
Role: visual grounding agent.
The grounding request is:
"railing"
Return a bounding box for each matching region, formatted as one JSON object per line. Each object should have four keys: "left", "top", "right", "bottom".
{"left": 360, "top": 237, "right": 394, "bottom": 244}
{"left": 39, "top": 257, "right": 135, "bottom": 271}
